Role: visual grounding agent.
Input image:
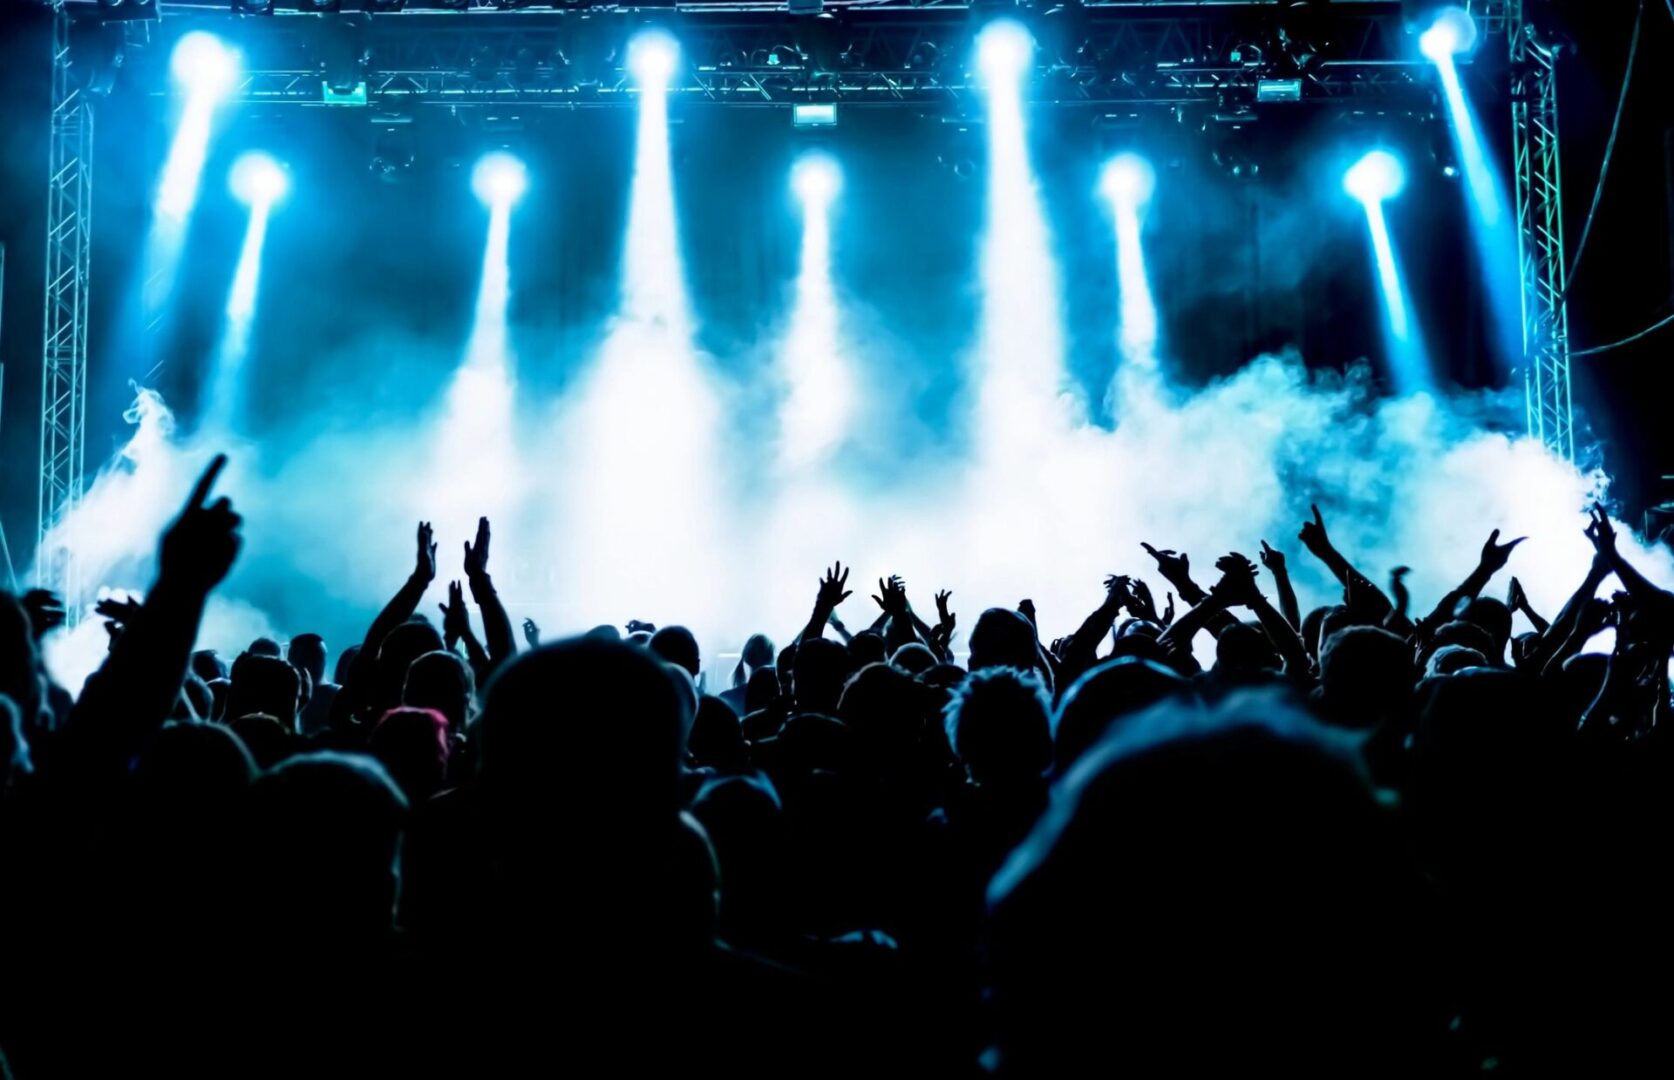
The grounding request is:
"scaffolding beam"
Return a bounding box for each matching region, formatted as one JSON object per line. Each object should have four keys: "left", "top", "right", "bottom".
{"left": 1506, "top": 0, "right": 1574, "bottom": 461}
{"left": 38, "top": 1, "right": 92, "bottom": 617}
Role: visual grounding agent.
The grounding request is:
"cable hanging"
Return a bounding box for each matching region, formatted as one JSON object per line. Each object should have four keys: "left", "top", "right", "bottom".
{"left": 1561, "top": 0, "right": 1643, "bottom": 300}
{"left": 1572, "top": 304, "right": 1674, "bottom": 357}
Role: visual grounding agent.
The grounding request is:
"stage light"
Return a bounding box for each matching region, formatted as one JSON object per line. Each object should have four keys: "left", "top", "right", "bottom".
{"left": 1419, "top": 6, "right": 1477, "bottom": 62}
{"left": 791, "top": 153, "right": 841, "bottom": 206}
{"left": 1099, "top": 153, "right": 1156, "bottom": 207}
{"left": 627, "top": 29, "right": 679, "bottom": 87}
{"left": 1256, "top": 77, "right": 1303, "bottom": 103}
{"left": 229, "top": 151, "right": 288, "bottom": 207}
{"left": 471, "top": 152, "right": 528, "bottom": 206}
{"left": 170, "top": 31, "right": 238, "bottom": 99}
{"left": 1344, "top": 149, "right": 1405, "bottom": 205}
{"left": 976, "top": 19, "right": 1034, "bottom": 83}
{"left": 792, "top": 103, "right": 838, "bottom": 128}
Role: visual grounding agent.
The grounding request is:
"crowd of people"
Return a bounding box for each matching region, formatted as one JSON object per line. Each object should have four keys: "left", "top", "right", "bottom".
{"left": 0, "top": 452, "right": 1669, "bottom": 1076}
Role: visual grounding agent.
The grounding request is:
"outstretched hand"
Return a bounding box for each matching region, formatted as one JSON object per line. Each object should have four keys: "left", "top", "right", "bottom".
{"left": 1298, "top": 504, "right": 1331, "bottom": 558}
{"left": 816, "top": 562, "right": 852, "bottom": 611}
{"left": 1258, "top": 540, "right": 1288, "bottom": 575}
{"left": 1128, "top": 579, "right": 1163, "bottom": 624}
{"left": 872, "top": 576, "right": 909, "bottom": 617}
{"left": 1210, "top": 553, "right": 1262, "bottom": 607}
{"left": 1140, "top": 543, "right": 1190, "bottom": 583}
{"left": 1161, "top": 591, "right": 1176, "bottom": 626}
{"left": 463, "top": 516, "right": 492, "bottom": 579}
{"left": 160, "top": 455, "right": 242, "bottom": 592}
{"left": 94, "top": 594, "right": 144, "bottom": 630}
{"left": 439, "top": 581, "right": 470, "bottom": 648}
{"left": 1017, "top": 598, "right": 1037, "bottom": 627}
{"left": 1506, "top": 575, "right": 1529, "bottom": 612}
{"left": 414, "top": 521, "right": 438, "bottom": 584}
{"left": 935, "top": 589, "right": 953, "bottom": 625}
{"left": 1479, "top": 528, "right": 1527, "bottom": 574}
{"left": 1103, "top": 574, "right": 1136, "bottom": 613}
{"left": 522, "top": 617, "right": 540, "bottom": 648}
{"left": 1584, "top": 503, "right": 1618, "bottom": 562}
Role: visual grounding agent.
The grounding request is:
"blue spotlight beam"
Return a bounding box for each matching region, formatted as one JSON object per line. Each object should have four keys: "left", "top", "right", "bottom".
{"left": 1100, "top": 154, "right": 1160, "bottom": 373}
{"left": 1359, "top": 198, "right": 1430, "bottom": 396}
{"left": 779, "top": 153, "right": 851, "bottom": 472}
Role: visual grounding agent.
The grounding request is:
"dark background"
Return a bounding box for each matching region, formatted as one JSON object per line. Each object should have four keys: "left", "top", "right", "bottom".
{"left": 1, "top": 0, "right": 1671, "bottom": 583}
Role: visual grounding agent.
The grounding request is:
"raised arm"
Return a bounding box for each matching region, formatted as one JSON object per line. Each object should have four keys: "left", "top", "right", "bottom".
{"left": 871, "top": 576, "right": 923, "bottom": 654}
{"left": 440, "top": 580, "right": 492, "bottom": 681}
{"left": 71, "top": 456, "right": 242, "bottom": 770}
{"left": 1062, "top": 576, "right": 1128, "bottom": 678}
{"left": 463, "top": 516, "right": 517, "bottom": 670}
{"left": 1259, "top": 540, "right": 1301, "bottom": 632}
{"left": 1298, "top": 504, "right": 1393, "bottom": 622}
{"left": 1142, "top": 543, "right": 1239, "bottom": 638}
{"left": 1212, "top": 553, "right": 1311, "bottom": 676}
{"left": 335, "top": 521, "right": 438, "bottom": 725}
{"left": 799, "top": 562, "right": 852, "bottom": 645}
{"left": 1415, "top": 529, "right": 1526, "bottom": 641}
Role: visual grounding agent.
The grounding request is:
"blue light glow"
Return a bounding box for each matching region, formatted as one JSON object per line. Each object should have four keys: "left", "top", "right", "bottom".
{"left": 1100, "top": 155, "right": 1160, "bottom": 370}
{"left": 1419, "top": 7, "right": 1478, "bottom": 62}
{"left": 171, "top": 32, "right": 239, "bottom": 99}
{"left": 229, "top": 151, "right": 288, "bottom": 208}
{"left": 628, "top": 29, "right": 680, "bottom": 88}
{"left": 791, "top": 153, "right": 842, "bottom": 207}
{"left": 976, "top": 20, "right": 1034, "bottom": 83}
{"left": 1344, "top": 149, "right": 1405, "bottom": 205}
{"left": 471, "top": 152, "right": 528, "bottom": 207}
{"left": 1345, "top": 152, "right": 1430, "bottom": 393}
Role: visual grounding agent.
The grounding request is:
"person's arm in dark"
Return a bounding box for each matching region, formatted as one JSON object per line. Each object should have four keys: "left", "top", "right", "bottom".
{"left": 335, "top": 521, "right": 438, "bottom": 725}
{"left": 1297, "top": 504, "right": 1394, "bottom": 622}
{"left": 873, "top": 577, "right": 923, "bottom": 653}
{"left": 439, "top": 580, "right": 492, "bottom": 682}
{"left": 463, "top": 516, "right": 517, "bottom": 670}
{"left": 70, "top": 457, "right": 242, "bottom": 771}
{"left": 1156, "top": 591, "right": 1233, "bottom": 667}
{"left": 1141, "top": 543, "right": 1240, "bottom": 637}
{"left": 1540, "top": 597, "right": 1610, "bottom": 678}
{"left": 1415, "top": 529, "right": 1526, "bottom": 641}
{"left": 1506, "top": 577, "right": 1550, "bottom": 635}
{"left": 1063, "top": 577, "right": 1126, "bottom": 675}
{"left": 1588, "top": 504, "right": 1674, "bottom": 609}
{"left": 1258, "top": 541, "right": 1302, "bottom": 632}
{"left": 1214, "top": 553, "right": 1311, "bottom": 676}
{"left": 799, "top": 562, "right": 852, "bottom": 644}
{"left": 826, "top": 612, "right": 855, "bottom": 644}
{"left": 1527, "top": 556, "right": 1612, "bottom": 675}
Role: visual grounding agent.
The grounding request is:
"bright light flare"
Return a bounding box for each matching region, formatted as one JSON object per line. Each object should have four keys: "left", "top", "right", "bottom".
{"left": 472, "top": 152, "right": 528, "bottom": 207}
{"left": 628, "top": 29, "right": 679, "bottom": 87}
{"left": 1344, "top": 149, "right": 1406, "bottom": 204}
{"left": 976, "top": 19, "right": 1034, "bottom": 83}
{"left": 1100, "top": 153, "right": 1156, "bottom": 208}
{"left": 171, "top": 32, "right": 240, "bottom": 99}
{"left": 1419, "top": 6, "right": 1478, "bottom": 62}
{"left": 229, "top": 151, "right": 288, "bottom": 207}
{"left": 791, "top": 153, "right": 842, "bottom": 207}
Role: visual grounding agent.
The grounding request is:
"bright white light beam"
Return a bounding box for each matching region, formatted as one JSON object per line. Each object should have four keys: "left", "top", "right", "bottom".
{"left": 1100, "top": 153, "right": 1160, "bottom": 370}
{"left": 204, "top": 152, "right": 286, "bottom": 431}
{"left": 779, "top": 153, "right": 853, "bottom": 471}
{"left": 1345, "top": 150, "right": 1431, "bottom": 395}
{"left": 973, "top": 18, "right": 1072, "bottom": 450}
{"left": 1421, "top": 6, "right": 1523, "bottom": 369}
{"left": 146, "top": 33, "right": 240, "bottom": 317}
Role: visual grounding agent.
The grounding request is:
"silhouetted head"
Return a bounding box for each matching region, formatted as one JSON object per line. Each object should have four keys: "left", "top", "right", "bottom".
{"left": 134, "top": 720, "right": 257, "bottom": 816}
{"left": 775, "top": 644, "right": 798, "bottom": 696}
{"left": 1317, "top": 605, "right": 1360, "bottom": 647}
{"left": 1106, "top": 633, "right": 1167, "bottom": 665}
{"left": 1214, "top": 622, "right": 1282, "bottom": 678}
{"left": 1422, "top": 620, "right": 1497, "bottom": 670}
{"left": 890, "top": 642, "right": 938, "bottom": 675}
{"left": 478, "top": 638, "right": 689, "bottom": 823}
{"left": 375, "top": 622, "right": 446, "bottom": 714}
{"left": 848, "top": 631, "right": 887, "bottom": 668}
{"left": 333, "top": 645, "right": 361, "bottom": 686}
{"left": 287, "top": 633, "right": 328, "bottom": 685}
{"left": 585, "top": 624, "right": 623, "bottom": 642}
{"left": 369, "top": 706, "right": 451, "bottom": 805}
{"left": 1053, "top": 658, "right": 1187, "bottom": 773}
{"left": 741, "top": 633, "right": 776, "bottom": 669}
{"left": 989, "top": 692, "right": 1424, "bottom": 1074}
{"left": 207, "top": 679, "right": 230, "bottom": 723}
{"left": 793, "top": 637, "right": 853, "bottom": 715}
{"left": 650, "top": 625, "right": 701, "bottom": 678}
{"left": 229, "top": 713, "right": 295, "bottom": 770}
{"left": 1460, "top": 597, "right": 1513, "bottom": 661}
{"left": 244, "top": 752, "right": 408, "bottom": 937}
{"left": 690, "top": 773, "right": 786, "bottom": 944}
{"left": 970, "top": 608, "right": 1051, "bottom": 690}
{"left": 227, "top": 654, "right": 302, "bottom": 733}
{"left": 247, "top": 637, "right": 283, "bottom": 658}
{"left": 744, "top": 666, "right": 779, "bottom": 715}
{"left": 192, "top": 649, "right": 228, "bottom": 684}
{"left": 1317, "top": 626, "right": 1415, "bottom": 727}
{"left": 688, "top": 695, "right": 747, "bottom": 773}
{"left": 837, "top": 662, "right": 926, "bottom": 750}
{"left": 1301, "top": 605, "right": 1338, "bottom": 659}
{"left": 626, "top": 630, "right": 653, "bottom": 648}
{"left": 945, "top": 667, "right": 1051, "bottom": 786}
{"left": 1556, "top": 652, "right": 1609, "bottom": 722}
{"left": 402, "top": 650, "right": 474, "bottom": 734}
{"left": 1424, "top": 644, "right": 1486, "bottom": 679}
{"left": 177, "top": 673, "right": 214, "bottom": 723}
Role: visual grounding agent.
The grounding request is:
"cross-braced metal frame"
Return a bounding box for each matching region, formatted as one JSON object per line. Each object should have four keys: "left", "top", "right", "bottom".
{"left": 37, "top": 0, "right": 92, "bottom": 618}
{"left": 1504, "top": 0, "right": 1574, "bottom": 462}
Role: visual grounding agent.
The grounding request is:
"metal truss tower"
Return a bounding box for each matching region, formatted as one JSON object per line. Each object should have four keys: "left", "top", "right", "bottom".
{"left": 37, "top": 0, "right": 91, "bottom": 616}
{"left": 1505, "top": 0, "right": 1575, "bottom": 461}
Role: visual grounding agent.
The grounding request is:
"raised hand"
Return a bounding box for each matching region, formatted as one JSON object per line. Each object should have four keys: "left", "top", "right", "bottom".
{"left": 1103, "top": 574, "right": 1136, "bottom": 613}
{"left": 816, "top": 562, "right": 852, "bottom": 611}
{"left": 1298, "top": 504, "right": 1331, "bottom": 558}
{"left": 1258, "top": 540, "right": 1288, "bottom": 575}
{"left": 1161, "top": 591, "right": 1176, "bottom": 626}
{"left": 1210, "top": 553, "right": 1262, "bottom": 607}
{"left": 1128, "top": 579, "right": 1162, "bottom": 623}
{"left": 1506, "top": 576, "right": 1529, "bottom": 612}
{"left": 1017, "top": 598, "right": 1037, "bottom": 627}
{"left": 935, "top": 589, "right": 953, "bottom": 625}
{"left": 20, "top": 589, "right": 67, "bottom": 641}
{"left": 415, "top": 521, "right": 438, "bottom": 584}
{"left": 94, "top": 594, "right": 144, "bottom": 629}
{"left": 159, "top": 454, "right": 242, "bottom": 592}
{"left": 522, "top": 617, "right": 540, "bottom": 648}
{"left": 1584, "top": 503, "right": 1618, "bottom": 560}
{"left": 872, "top": 576, "right": 909, "bottom": 617}
{"left": 1140, "top": 542, "right": 1190, "bottom": 583}
{"left": 1390, "top": 565, "right": 1412, "bottom": 619}
{"left": 1479, "top": 528, "right": 1527, "bottom": 574}
{"left": 463, "top": 516, "right": 491, "bottom": 578}
{"left": 438, "top": 581, "right": 470, "bottom": 648}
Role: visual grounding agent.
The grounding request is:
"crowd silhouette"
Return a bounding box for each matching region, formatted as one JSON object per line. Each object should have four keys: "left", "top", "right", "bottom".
{"left": 1, "top": 453, "right": 1670, "bottom": 1076}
